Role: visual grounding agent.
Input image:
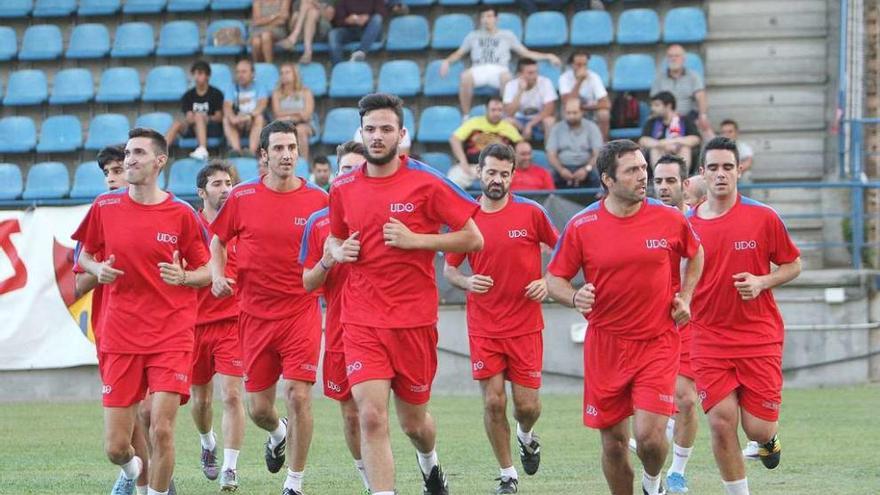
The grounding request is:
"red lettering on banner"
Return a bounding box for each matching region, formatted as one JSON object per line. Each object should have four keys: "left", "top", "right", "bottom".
{"left": 0, "top": 220, "right": 27, "bottom": 295}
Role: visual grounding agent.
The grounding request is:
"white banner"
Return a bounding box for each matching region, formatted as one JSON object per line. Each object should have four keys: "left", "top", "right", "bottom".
{"left": 0, "top": 206, "right": 100, "bottom": 370}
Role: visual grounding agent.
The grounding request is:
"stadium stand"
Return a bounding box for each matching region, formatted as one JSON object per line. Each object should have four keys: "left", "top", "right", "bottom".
{"left": 143, "top": 66, "right": 189, "bottom": 102}
{"left": 322, "top": 108, "right": 361, "bottom": 145}
{"left": 36, "top": 116, "right": 83, "bottom": 153}
{"left": 0, "top": 0, "right": 33, "bottom": 18}
{"left": 378, "top": 60, "right": 421, "bottom": 97}
{"left": 22, "top": 162, "right": 69, "bottom": 200}
{"left": 111, "top": 22, "right": 155, "bottom": 58}
{"left": 167, "top": 158, "right": 205, "bottom": 196}
{"left": 69, "top": 161, "right": 108, "bottom": 199}
{"left": 616, "top": 8, "right": 660, "bottom": 45}
{"left": 0, "top": 26, "right": 16, "bottom": 61}
{"left": 431, "top": 13, "right": 473, "bottom": 50}
{"left": 663, "top": 7, "right": 707, "bottom": 44}
{"left": 417, "top": 106, "right": 461, "bottom": 143}
{"left": 424, "top": 60, "right": 465, "bottom": 97}
{"left": 204, "top": 20, "right": 247, "bottom": 56}
{"left": 168, "top": 0, "right": 210, "bottom": 12}
{"left": 229, "top": 156, "right": 259, "bottom": 182}
{"left": 0, "top": 117, "right": 37, "bottom": 153}
{"left": 524, "top": 12, "right": 567, "bottom": 48}
{"left": 78, "top": 0, "right": 121, "bottom": 16}
{"left": 4, "top": 70, "right": 48, "bottom": 106}
{"left": 570, "top": 11, "right": 613, "bottom": 46}
{"left": 329, "top": 62, "right": 374, "bottom": 98}
{"left": 66, "top": 23, "right": 111, "bottom": 59}
{"left": 386, "top": 15, "right": 430, "bottom": 51}
{"left": 49, "top": 69, "right": 95, "bottom": 105}
{"left": 122, "top": 0, "right": 166, "bottom": 14}
{"left": 135, "top": 112, "right": 175, "bottom": 136}
{"left": 84, "top": 114, "right": 130, "bottom": 151}
{"left": 0, "top": 164, "right": 23, "bottom": 200}
{"left": 156, "top": 20, "right": 200, "bottom": 57}
{"left": 95, "top": 67, "right": 141, "bottom": 103}
{"left": 33, "top": 0, "right": 77, "bottom": 18}
{"left": 19, "top": 24, "right": 62, "bottom": 60}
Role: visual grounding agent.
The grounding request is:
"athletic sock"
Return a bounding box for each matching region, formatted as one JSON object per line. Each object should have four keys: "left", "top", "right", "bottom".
{"left": 284, "top": 469, "right": 304, "bottom": 491}
{"left": 121, "top": 456, "right": 142, "bottom": 480}
{"left": 723, "top": 478, "right": 750, "bottom": 495}
{"left": 668, "top": 443, "right": 694, "bottom": 475}
{"left": 146, "top": 489, "right": 168, "bottom": 495}
{"left": 269, "top": 420, "right": 287, "bottom": 448}
{"left": 354, "top": 459, "right": 370, "bottom": 490}
{"left": 500, "top": 465, "right": 518, "bottom": 481}
{"left": 136, "top": 486, "right": 148, "bottom": 495}
{"left": 516, "top": 423, "right": 533, "bottom": 445}
{"left": 642, "top": 470, "right": 661, "bottom": 495}
{"left": 373, "top": 492, "right": 395, "bottom": 495}
{"left": 222, "top": 449, "right": 240, "bottom": 471}
{"left": 199, "top": 430, "right": 217, "bottom": 451}
{"left": 417, "top": 449, "right": 439, "bottom": 475}
{"left": 666, "top": 417, "right": 675, "bottom": 442}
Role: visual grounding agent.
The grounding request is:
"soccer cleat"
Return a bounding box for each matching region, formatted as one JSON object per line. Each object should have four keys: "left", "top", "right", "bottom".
{"left": 281, "top": 489, "right": 303, "bottom": 495}
{"left": 265, "top": 417, "right": 288, "bottom": 474}
{"left": 642, "top": 481, "right": 666, "bottom": 495}
{"left": 421, "top": 464, "right": 449, "bottom": 495}
{"left": 518, "top": 434, "right": 541, "bottom": 475}
{"left": 220, "top": 469, "right": 239, "bottom": 492}
{"left": 666, "top": 472, "right": 689, "bottom": 493}
{"left": 742, "top": 440, "right": 760, "bottom": 460}
{"left": 168, "top": 479, "right": 177, "bottom": 495}
{"left": 495, "top": 476, "right": 518, "bottom": 494}
{"left": 758, "top": 435, "right": 782, "bottom": 469}
{"left": 201, "top": 446, "right": 219, "bottom": 480}
{"left": 110, "top": 471, "right": 136, "bottom": 495}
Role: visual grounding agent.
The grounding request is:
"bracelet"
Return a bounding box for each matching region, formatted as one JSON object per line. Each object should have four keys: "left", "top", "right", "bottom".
{"left": 571, "top": 289, "right": 578, "bottom": 309}
{"left": 319, "top": 259, "right": 332, "bottom": 271}
{"left": 181, "top": 270, "right": 187, "bottom": 286}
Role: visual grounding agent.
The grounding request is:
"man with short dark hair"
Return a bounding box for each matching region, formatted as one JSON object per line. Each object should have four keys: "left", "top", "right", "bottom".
{"left": 639, "top": 91, "right": 701, "bottom": 172}
{"left": 223, "top": 59, "right": 268, "bottom": 156}
{"left": 450, "top": 97, "right": 523, "bottom": 188}
{"left": 444, "top": 143, "right": 558, "bottom": 494}
{"left": 166, "top": 60, "right": 225, "bottom": 161}
{"left": 560, "top": 51, "right": 611, "bottom": 140}
{"left": 336, "top": 140, "right": 366, "bottom": 175}
{"left": 546, "top": 140, "right": 704, "bottom": 495}
{"left": 547, "top": 98, "right": 604, "bottom": 189}
{"left": 311, "top": 156, "right": 332, "bottom": 191}
{"left": 719, "top": 119, "right": 754, "bottom": 176}
{"left": 503, "top": 58, "right": 558, "bottom": 141}
{"left": 510, "top": 141, "right": 554, "bottom": 191}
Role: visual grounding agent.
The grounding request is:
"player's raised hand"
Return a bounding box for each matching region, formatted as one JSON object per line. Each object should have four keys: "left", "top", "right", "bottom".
{"left": 158, "top": 250, "right": 186, "bottom": 286}
{"left": 671, "top": 293, "right": 691, "bottom": 325}
{"left": 212, "top": 274, "right": 234, "bottom": 298}
{"left": 383, "top": 217, "right": 419, "bottom": 250}
{"left": 467, "top": 274, "right": 494, "bottom": 293}
{"left": 574, "top": 283, "right": 596, "bottom": 313}
{"left": 333, "top": 231, "right": 361, "bottom": 263}
{"left": 733, "top": 272, "right": 765, "bottom": 300}
{"left": 96, "top": 254, "right": 124, "bottom": 284}
{"left": 524, "top": 278, "right": 548, "bottom": 301}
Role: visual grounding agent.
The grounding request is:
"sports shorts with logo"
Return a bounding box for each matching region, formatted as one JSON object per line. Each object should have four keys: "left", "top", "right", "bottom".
{"left": 100, "top": 351, "right": 193, "bottom": 407}
{"left": 468, "top": 331, "right": 543, "bottom": 388}
{"left": 192, "top": 317, "right": 243, "bottom": 386}
{"left": 692, "top": 354, "right": 783, "bottom": 421}
{"left": 322, "top": 350, "right": 351, "bottom": 401}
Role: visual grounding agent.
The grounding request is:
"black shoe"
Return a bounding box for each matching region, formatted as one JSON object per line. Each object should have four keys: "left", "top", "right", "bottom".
{"left": 281, "top": 489, "right": 303, "bottom": 495}
{"left": 642, "top": 482, "right": 666, "bottom": 495}
{"left": 264, "top": 417, "right": 288, "bottom": 474}
{"left": 168, "top": 479, "right": 177, "bottom": 495}
{"left": 421, "top": 464, "right": 449, "bottom": 495}
{"left": 758, "top": 434, "right": 782, "bottom": 469}
{"left": 517, "top": 434, "right": 541, "bottom": 475}
{"left": 495, "top": 476, "right": 518, "bottom": 494}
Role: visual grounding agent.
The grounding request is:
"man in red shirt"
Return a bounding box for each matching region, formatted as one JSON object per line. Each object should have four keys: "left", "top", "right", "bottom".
{"left": 510, "top": 141, "right": 555, "bottom": 192}
{"left": 443, "top": 143, "right": 559, "bottom": 494}
{"left": 210, "top": 120, "right": 328, "bottom": 495}
{"left": 190, "top": 161, "right": 246, "bottom": 491}
{"left": 687, "top": 137, "right": 801, "bottom": 495}
{"left": 545, "top": 140, "right": 704, "bottom": 495}
{"left": 328, "top": 93, "right": 484, "bottom": 495}
{"left": 73, "top": 128, "right": 211, "bottom": 495}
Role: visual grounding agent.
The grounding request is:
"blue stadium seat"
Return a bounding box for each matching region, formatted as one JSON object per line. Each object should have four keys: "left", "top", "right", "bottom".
{"left": 295, "top": 158, "right": 309, "bottom": 178}
{"left": 0, "top": 164, "right": 23, "bottom": 200}
{"left": 483, "top": 0, "right": 514, "bottom": 4}
{"left": 168, "top": 0, "right": 209, "bottom": 11}
{"left": 229, "top": 157, "right": 258, "bottom": 182}
{"left": 378, "top": 60, "right": 420, "bottom": 97}
{"left": 322, "top": 108, "right": 361, "bottom": 145}
{"left": 498, "top": 13, "right": 523, "bottom": 41}
{"left": 50, "top": 69, "right": 94, "bottom": 105}
{"left": 386, "top": 15, "right": 430, "bottom": 51}
{"left": 96, "top": 67, "right": 141, "bottom": 103}
{"left": 19, "top": 25, "right": 62, "bottom": 61}
{"left": 255, "top": 63, "right": 279, "bottom": 93}
{"left": 470, "top": 104, "right": 486, "bottom": 117}
{"left": 0, "top": 27, "right": 15, "bottom": 61}
{"left": 78, "top": 0, "right": 121, "bottom": 15}
{"left": 609, "top": 101, "right": 650, "bottom": 140}
{"left": 23, "top": 162, "right": 69, "bottom": 200}
{"left": 135, "top": 112, "right": 175, "bottom": 135}
{"left": 0, "top": 117, "right": 37, "bottom": 153}
{"left": 37, "top": 115, "right": 83, "bottom": 153}
{"left": 589, "top": 55, "right": 609, "bottom": 87}
{"left": 204, "top": 20, "right": 247, "bottom": 55}
{"left": 420, "top": 152, "right": 452, "bottom": 175}
{"left": 85, "top": 114, "right": 130, "bottom": 151}
{"left": 432, "top": 14, "right": 474, "bottom": 50}
{"left": 538, "top": 60, "right": 561, "bottom": 90}
{"left": 168, "top": 159, "right": 204, "bottom": 196}
{"left": 70, "top": 161, "right": 107, "bottom": 199}
{"left": 662, "top": 52, "right": 705, "bottom": 79}
{"left": 66, "top": 24, "right": 110, "bottom": 59}
{"left": 156, "top": 21, "right": 200, "bottom": 57}
{"left": 4, "top": 70, "right": 48, "bottom": 106}
{"left": 531, "top": 149, "right": 550, "bottom": 170}
{"left": 211, "top": 0, "right": 252, "bottom": 10}
{"left": 417, "top": 106, "right": 461, "bottom": 143}
{"left": 143, "top": 66, "right": 188, "bottom": 102}
{"left": 403, "top": 0, "right": 433, "bottom": 6}
{"left": 403, "top": 107, "right": 416, "bottom": 134}
{"left": 33, "top": 0, "right": 76, "bottom": 17}
{"left": 0, "top": 0, "right": 32, "bottom": 18}
{"left": 111, "top": 22, "right": 155, "bottom": 58}
{"left": 570, "top": 10, "right": 613, "bottom": 46}
{"left": 663, "top": 7, "right": 707, "bottom": 44}
{"left": 439, "top": 0, "right": 476, "bottom": 5}
{"left": 329, "top": 62, "right": 374, "bottom": 98}
{"left": 617, "top": 8, "right": 660, "bottom": 45}
{"left": 209, "top": 63, "right": 233, "bottom": 95}
{"left": 123, "top": 0, "right": 166, "bottom": 13}
{"left": 612, "top": 54, "right": 654, "bottom": 91}
{"left": 524, "top": 12, "right": 567, "bottom": 47}
{"left": 300, "top": 63, "right": 327, "bottom": 97}
{"left": 424, "top": 59, "right": 463, "bottom": 97}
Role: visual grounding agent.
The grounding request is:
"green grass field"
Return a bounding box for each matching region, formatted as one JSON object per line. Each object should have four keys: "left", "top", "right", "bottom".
{"left": 1, "top": 386, "right": 879, "bottom": 494}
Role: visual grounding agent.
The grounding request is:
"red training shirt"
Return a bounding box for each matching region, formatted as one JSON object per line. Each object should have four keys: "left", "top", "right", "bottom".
{"left": 510, "top": 164, "right": 556, "bottom": 192}
{"left": 196, "top": 212, "right": 239, "bottom": 325}
{"left": 445, "top": 195, "right": 559, "bottom": 338}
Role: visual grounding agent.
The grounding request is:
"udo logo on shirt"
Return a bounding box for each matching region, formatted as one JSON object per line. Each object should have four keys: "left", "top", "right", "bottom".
{"left": 156, "top": 232, "right": 178, "bottom": 244}
{"left": 734, "top": 240, "right": 758, "bottom": 250}
{"left": 390, "top": 203, "right": 415, "bottom": 213}
{"left": 645, "top": 239, "right": 669, "bottom": 249}
{"left": 508, "top": 229, "right": 528, "bottom": 239}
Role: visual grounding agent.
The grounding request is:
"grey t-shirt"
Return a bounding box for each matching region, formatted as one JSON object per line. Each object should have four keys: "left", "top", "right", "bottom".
{"left": 650, "top": 68, "right": 704, "bottom": 116}
{"left": 462, "top": 28, "right": 523, "bottom": 67}
{"left": 546, "top": 119, "right": 604, "bottom": 169}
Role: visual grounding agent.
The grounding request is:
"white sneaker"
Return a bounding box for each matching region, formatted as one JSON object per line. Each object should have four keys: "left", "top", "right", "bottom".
{"left": 742, "top": 440, "right": 760, "bottom": 460}
{"left": 189, "top": 146, "right": 209, "bottom": 160}
{"left": 350, "top": 50, "right": 366, "bottom": 62}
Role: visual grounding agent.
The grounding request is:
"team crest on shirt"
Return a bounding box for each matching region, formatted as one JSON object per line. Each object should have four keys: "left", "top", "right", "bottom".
{"left": 734, "top": 240, "right": 758, "bottom": 250}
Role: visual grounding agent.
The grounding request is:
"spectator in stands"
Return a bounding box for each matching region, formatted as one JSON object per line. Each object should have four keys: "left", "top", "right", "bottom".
{"left": 352, "top": 125, "right": 411, "bottom": 156}
{"left": 559, "top": 51, "right": 611, "bottom": 140}
{"left": 503, "top": 58, "right": 558, "bottom": 141}
{"left": 272, "top": 63, "right": 315, "bottom": 161}
{"left": 223, "top": 59, "right": 268, "bottom": 156}
{"left": 651, "top": 44, "right": 710, "bottom": 132}
{"left": 311, "top": 155, "right": 333, "bottom": 191}
{"left": 165, "top": 61, "right": 224, "bottom": 161}
{"left": 546, "top": 98, "right": 604, "bottom": 189}
{"left": 683, "top": 174, "right": 707, "bottom": 207}
{"left": 328, "top": 0, "right": 386, "bottom": 64}
{"left": 518, "top": 0, "right": 591, "bottom": 16}
{"left": 250, "top": 0, "right": 292, "bottom": 63}
{"left": 448, "top": 96, "right": 523, "bottom": 188}
{"left": 638, "top": 91, "right": 701, "bottom": 172}
{"left": 439, "top": 6, "right": 562, "bottom": 117}
{"left": 511, "top": 141, "right": 555, "bottom": 191}
{"left": 277, "top": 0, "right": 335, "bottom": 64}
{"left": 719, "top": 119, "right": 754, "bottom": 176}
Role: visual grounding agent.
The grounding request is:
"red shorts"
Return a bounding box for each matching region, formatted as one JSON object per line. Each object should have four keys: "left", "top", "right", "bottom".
{"left": 322, "top": 350, "right": 352, "bottom": 401}
{"left": 342, "top": 324, "right": 438, "bottom": 405}
{"left": 582, "top": 329, "right": 679, "bottom": 429}
{"left": 239, "top": 308, "right": 322, "bottom": 393}
{"left": 469, "top": 332, "right": 543, "bottom": 388}
{"left": 677, "top": 324, "right": 695, "bottom": 380}
{"left": 692, "top": 355, "right": 783, "bottom": 421}
{"left": 192, "top": 318, "right": 244, "bottom": 386}
{"left": 99, "top": 351, "right": 192, "bottom": 408}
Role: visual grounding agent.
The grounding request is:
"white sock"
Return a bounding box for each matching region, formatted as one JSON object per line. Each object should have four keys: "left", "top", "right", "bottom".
{"left": 642, "top": 470, "right": 661, "bottom": 495}
{"left": 146, "top": 489, "right": 168, "bottom": 495}
{"left": 136, "top": 486, "right": 148, "bottom": 495}
{"left": 222, "top": 449, "right": 240, "bottom": 471}
{"left": 666, "top": 417, "right": 675, "bottom": 442}
{"left": 269, "top": 420, "right": 287, "bottom": 448}
{"left": 723, "top": 478, "right": 750, "bottom": 495}
{"left": 199, "top": 430, "right": 216, "bottom": 451}
{"left": 373, "top": 492, "right": 395, "bottom": 495}
{"left": 500, "top": 465, "right": 518, "bottom": 481}
{"left": 516, "top": 423, "right": 533, "bottom": 445}
{"left": 417, "top": 449, "right": 439, "bottom": 475}
{"left": 668, "top": 443, "right": 693, "bottom": 475}
{"left": 354, "top": 459, "right": 370, "bottom": 489}
{"left": 121, "top": 456, "right": 142, "bottom": 480}
{"left": 284, "top": 469, "right": 304, "bottom": 491}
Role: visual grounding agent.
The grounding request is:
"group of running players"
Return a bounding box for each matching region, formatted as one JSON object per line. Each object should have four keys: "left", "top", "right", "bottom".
{"left": 72, "top": 92, "right": 800, "bottom": 495}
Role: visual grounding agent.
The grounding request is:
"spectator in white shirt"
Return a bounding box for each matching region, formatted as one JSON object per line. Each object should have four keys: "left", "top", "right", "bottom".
{"left": 559, "top": 51, "right": 611, "bottom": 141}
{"left": 502, "top": 58, "right": 558, "bottom": 141}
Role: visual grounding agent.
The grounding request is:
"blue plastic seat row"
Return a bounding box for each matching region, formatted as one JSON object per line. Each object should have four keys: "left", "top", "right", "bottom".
{"left": 0, "top": 0, "right": 253, "bottom": 18}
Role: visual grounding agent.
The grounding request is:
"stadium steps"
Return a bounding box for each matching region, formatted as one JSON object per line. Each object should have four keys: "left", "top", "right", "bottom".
{"left": 706, "top": 0, "right": 828, "bottom": 40}
{"left": 705, "top": 39, "right": 828, "bottom": 86}
{"left": 746, "top": 133, "right": 826, "bottom": 182}
{"left": 707, "top": 85, "right": 827, "bottom": 132}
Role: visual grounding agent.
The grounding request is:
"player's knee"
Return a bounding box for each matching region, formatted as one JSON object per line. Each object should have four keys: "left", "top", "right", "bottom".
{"left": 514, "top": 399, "right": 541, "bottom": 422}
{"left": 635, "top": 430, "right": 665, "bottom": 457}
{"left": 707, "top": 408, "right": 738, "bottom": 436}
{"left": 104, "top": 439, "right": 131, "bottom": 465}
{"left": 483, "top": 391, "right": 506, "bottom": 418}
{"left": 676, "top": 388, "right": 698, "bottom": 413}
{"left": 247, "top": 399, "right": 273, "bottom": 424}
{"left": 221, "top": 389, "right": 243, "bottom": 411}
{"left": 150, "top": 421, "right": 174, "bottom": 450}
{"left": 357, "top": 403, "right": 388, "bottom": 434}
{"left": 192, "top": 393, "right": 211, "bottom": 413}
